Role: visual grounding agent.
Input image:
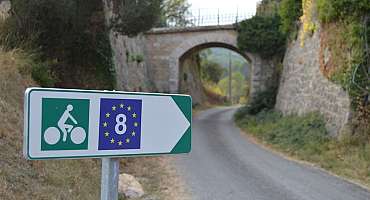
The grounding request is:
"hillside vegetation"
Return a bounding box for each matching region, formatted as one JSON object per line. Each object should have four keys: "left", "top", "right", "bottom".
{"left": 0, "top": 50, "right": 102, "bottom": 199}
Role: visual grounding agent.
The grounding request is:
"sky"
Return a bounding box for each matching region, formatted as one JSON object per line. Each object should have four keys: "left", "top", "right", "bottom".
{"left": 188, "top": 0, "right": 260, "bottom": 15}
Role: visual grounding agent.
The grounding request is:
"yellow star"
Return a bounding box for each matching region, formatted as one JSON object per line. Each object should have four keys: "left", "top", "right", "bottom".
{"left": 127, "top": 106, "right": 131, "bottom": 111}
{"left": 126, "top": 138, "right": 130, "bottom": 143}
{"left": 132, "top": 113, "right": 137, "bottom": 118}
{"left": 110, "top": 138, "right": 115, "bottom": 144}
{"left": 134, "top": 122, "right": 138, "bottom": 127}
{"left": 120, "top": 104, "right": 124, "bottom": 108}
{"left": 131, "top": 131, "right": 136, "bottom": 136}
{"left": 112, "top": 106, "right": 116, "bottom": 111}
{"left": 118, "top": 141, "right": 123, "bottom": 146}
{"left": 104, "top": 132, "right": 109, "bottom": 137}
{"left": 105, "top": 113, "right": 110, "bottom": 118}
{"left": 103, "top": 122, "right": 108, "bottom": 127}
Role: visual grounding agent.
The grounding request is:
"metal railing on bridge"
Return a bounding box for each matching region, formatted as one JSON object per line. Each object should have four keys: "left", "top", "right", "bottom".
{"left": 163, "top": 8, "right": 254, "bottom": 27}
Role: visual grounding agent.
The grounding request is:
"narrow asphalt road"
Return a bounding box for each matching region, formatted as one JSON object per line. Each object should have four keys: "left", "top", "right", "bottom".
{"left": 175, "top": 107, "right": 370, "bottom": 200}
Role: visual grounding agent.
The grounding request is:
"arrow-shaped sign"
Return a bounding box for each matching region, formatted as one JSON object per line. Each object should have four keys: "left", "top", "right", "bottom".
{"left": 24, "top": 88, "right": 191, "bottom": 160}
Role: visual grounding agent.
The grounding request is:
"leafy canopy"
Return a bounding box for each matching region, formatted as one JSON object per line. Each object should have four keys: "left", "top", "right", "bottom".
{"left": 200, "top": 60, "right": 225, "bottom": 84}
{"left": 237, "top": 15, "right": 286, "bottom": 58}
{"left": 111, "top": 0, "right": 162, "bottom": 36}
{"left": 158, "top": 0, "right": 191, "bottom": 27}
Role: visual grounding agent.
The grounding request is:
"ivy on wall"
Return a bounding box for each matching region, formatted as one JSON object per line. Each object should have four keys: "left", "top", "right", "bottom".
{"left": 317, "top": 0, "right": 370, "bottom": 131}
{"left": 236, "top": 15, "right": 286, "bottom": 59}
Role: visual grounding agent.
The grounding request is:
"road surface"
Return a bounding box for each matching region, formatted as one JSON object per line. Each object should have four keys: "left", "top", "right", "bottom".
{"left": 175, "top": 107, "right": 370, "bottom": 200}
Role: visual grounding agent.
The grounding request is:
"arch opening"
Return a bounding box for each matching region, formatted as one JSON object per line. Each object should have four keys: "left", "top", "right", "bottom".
{"left": 178, "top": 43, "right": 251, "bottom": 106}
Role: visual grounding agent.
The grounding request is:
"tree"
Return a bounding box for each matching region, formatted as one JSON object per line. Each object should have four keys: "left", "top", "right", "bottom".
{"left": 219, "top": 71, "right": 248, "bottom": 103}
{"left": 110, "top": 0, "right": 162, "bottom": 36}
{"left": 1, "top": 0, "right": 115, "bottom": 88}
{"left": 157, "top": 0, "right": 191, "bottom": 27}
{"left": 201, "top": 60, "right": 225, "bottom": 84}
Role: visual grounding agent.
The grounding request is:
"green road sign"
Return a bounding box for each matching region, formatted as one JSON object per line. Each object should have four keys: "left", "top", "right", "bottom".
{"left": 24, "top": 88, "right": 192, "bottom": 160}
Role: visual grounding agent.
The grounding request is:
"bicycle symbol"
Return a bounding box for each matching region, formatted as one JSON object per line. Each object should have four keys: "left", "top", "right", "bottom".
{"left": 43, "top": 104, "right": 87, "bottom": 145}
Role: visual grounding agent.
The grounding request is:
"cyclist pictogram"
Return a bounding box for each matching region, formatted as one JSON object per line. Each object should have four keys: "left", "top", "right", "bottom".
{"left": 41, "top": 98, "right": 89, "bottom": 151}
{"left": 44, "top": 104, "right": 86, "bottom": 145}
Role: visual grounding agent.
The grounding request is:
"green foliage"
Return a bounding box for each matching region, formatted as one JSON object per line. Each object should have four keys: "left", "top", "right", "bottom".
{"left": 278, "top": 0, "right": 302, "bottom": 35}
{"left": 129, "top": 54, "right": 145, "bottom": 63}
{"left": 31, "top": 62, "right": 57, "bottom": 87}
{"left": 316, "top": 0, "right": 369, "bottom": 128}
{"left": 235, "top": 109, "right": 370, "bottom": 185}
{"left": 111, "top": 0, "right": 162, "bottom": 36}
{"left": 158, "top": 0, "right": 191, "bottom": 27}
{"left": 1, "top": 0, "right": 115, "bottom": 89}
{"left": 200, "top": 61, "right": 225, "bottom": 84}
{"left": 237, "top": 15, "right": 286, "bottom": 58}
{"left": 236, "top": 111, "right": 329, "bottom": 155}
{"left": 235, "top": 87, "right": 278, "bottom": 119}
{"left": 218, "top": 71, "right": 248, "bottom": 103}
{"left": 317, "top": 0, "right": 370, "bottom": 23}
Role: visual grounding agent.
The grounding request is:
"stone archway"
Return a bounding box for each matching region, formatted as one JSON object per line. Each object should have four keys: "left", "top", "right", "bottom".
{"left": 176, "top": 42, "right": 252, "bottom": 104}
{"left": 167, "top": 32, "right": 248, "bottom": 93}
{"left": 144, "top": 25, "right": 278, "bottom": 99}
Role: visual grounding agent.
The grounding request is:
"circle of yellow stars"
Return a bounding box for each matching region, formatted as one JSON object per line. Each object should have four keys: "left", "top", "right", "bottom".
{"left": 102, "top": 103, "right": 139, "bottom": 146}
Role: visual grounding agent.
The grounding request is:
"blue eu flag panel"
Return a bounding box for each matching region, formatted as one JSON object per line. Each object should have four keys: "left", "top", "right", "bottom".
{"left": 98, "top": 98, "right": 142, "bottom": 150}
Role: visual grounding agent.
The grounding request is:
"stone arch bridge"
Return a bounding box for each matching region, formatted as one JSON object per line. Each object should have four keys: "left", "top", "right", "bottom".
{"left": 143, "top": 25, "right": 277, "bottom": 101}
{"left": 109, "top": 24, "right": 278, "bottom": 104}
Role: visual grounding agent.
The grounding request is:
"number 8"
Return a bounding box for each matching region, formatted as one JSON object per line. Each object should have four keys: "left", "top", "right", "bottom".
{"left": 115, "top": 114, "right": 127, "bottom": 135}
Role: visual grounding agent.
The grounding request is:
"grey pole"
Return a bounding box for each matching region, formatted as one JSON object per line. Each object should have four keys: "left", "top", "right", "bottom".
{"left": 228, "top": 51, "right": 232, "bottom": 104}
{"left": 101, "top": 158, "right": 120, "bottom": 200}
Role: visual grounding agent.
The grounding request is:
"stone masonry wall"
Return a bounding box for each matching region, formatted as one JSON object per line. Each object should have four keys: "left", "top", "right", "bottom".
{"left": 103, "top": 0, "right": 151, "bottom": 92}
{"left": 108, "top": 33, "right": 152, "bottom": 92}
{"left": 275, "top": 27, "right": 351, "bottom": 136}
{"left": 179, "top": 54, "right": 205, "bottom": 105}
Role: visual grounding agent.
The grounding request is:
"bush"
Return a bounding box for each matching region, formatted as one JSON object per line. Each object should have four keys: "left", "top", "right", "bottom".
{"left": 278, "top": 0, "right": 302, "bottom": 35}
{"left": 234, "top": 87, "right": 278, "bottom": 120}
{"left": 237, "top": 15, "right": 286, "bottom": 58}
{"left": 236, "top": 110, "right": 329, "bottom": 155}
{"left": 31, "top": 62, "right": 57, "bottom": 87}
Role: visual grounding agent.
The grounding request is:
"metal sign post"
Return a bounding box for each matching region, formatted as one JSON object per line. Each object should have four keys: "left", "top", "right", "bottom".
{"left": 101, "top": 158, "right": 120, "bottom": 200}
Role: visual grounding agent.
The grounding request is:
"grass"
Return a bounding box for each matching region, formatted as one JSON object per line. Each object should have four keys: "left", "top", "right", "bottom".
{"left": 235, "top": 109, "right": 370, "bottom": 188}
{"left": 0, "top": 49, "right": 101, "bottom": 200}
{"left": 0, "top": 49, "right": 189, "bottom": 200}
{"left": 118, "top": 157, "right": 190, "bottom": 200}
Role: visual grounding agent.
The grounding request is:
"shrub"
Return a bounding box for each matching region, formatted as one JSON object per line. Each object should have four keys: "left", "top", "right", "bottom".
{"left": 237, "top": 15, "right": 286, "bottom": 58}
{"left": 234, "top": 87, "right": 278, "bottom": 120}
{"left": 236, "top": 110, "right": 329, "bottom": 155}
{"left": 31, "top": 62, "right": 57, "bottom": 87}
